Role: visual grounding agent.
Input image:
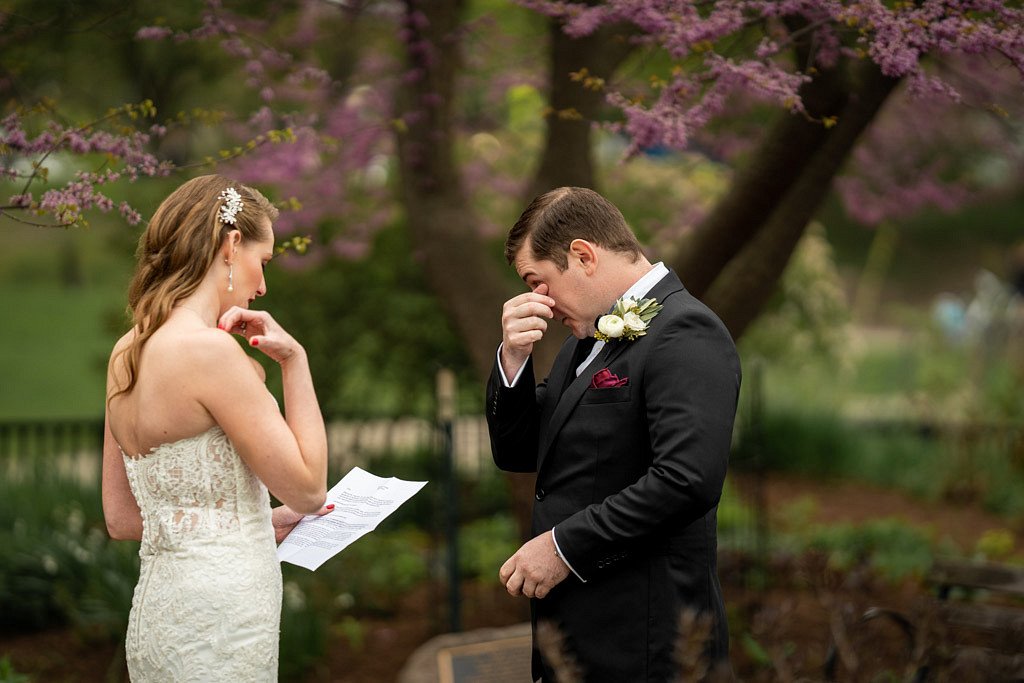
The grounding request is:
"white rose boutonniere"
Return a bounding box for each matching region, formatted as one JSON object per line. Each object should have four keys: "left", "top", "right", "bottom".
{"left": 595, "top": 296, "right": 663, "bottom": 342}
{"left": 597, "top": 314, "right": 626, "bottom": 339}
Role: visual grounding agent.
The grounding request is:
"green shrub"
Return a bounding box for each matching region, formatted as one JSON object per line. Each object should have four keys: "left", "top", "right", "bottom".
{"left": 806, "top": 518, "right": 935, "bottom": 582}
{"left": 716, "top": 480, "right": 759, "bottom": 553}
{"left": 0, "top": 464, "right": 137, "bottom": 637}
{"left": 0, "top": 655, "right": 31, "bottom": 683}
{"left": 735, "top": 409, "right": 856, "bottom": 477}
{"left": 457, "top": 514, "right": 518, "bottom": 579}
{"left": 278, "top": 580, "right": 329, "bottom": 683}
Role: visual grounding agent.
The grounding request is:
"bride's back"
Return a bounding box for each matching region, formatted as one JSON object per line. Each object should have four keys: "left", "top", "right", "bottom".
{"left": 107, "top": 314, "right": 227, "bottom": 458}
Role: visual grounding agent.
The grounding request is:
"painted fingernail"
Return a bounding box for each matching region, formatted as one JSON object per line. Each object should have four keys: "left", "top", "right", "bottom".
{"left": 251, "top": 338, "right": 259, "bottom": 346}
{"left": 326, "top": 504, "right": 335, "bottom": 510}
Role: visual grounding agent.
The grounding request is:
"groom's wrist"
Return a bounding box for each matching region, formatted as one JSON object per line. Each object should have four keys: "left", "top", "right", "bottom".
{"left": 551, "top": 528, "right": 586, "bottom": 583}
{"left": 497, "top": 344, "right": 530, "bottom": 387}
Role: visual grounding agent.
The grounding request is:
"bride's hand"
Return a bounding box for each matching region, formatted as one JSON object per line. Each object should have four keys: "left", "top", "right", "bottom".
{"left": 218, "top": 307, "right": 302, "bottom": 364}
{"left": 272, "top": 503, "right": 334, "bottom": 544}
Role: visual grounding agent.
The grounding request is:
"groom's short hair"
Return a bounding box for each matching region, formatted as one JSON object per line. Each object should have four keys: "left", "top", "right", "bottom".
{"left": 506, "top": 187, "right": 643, "bottom": 271}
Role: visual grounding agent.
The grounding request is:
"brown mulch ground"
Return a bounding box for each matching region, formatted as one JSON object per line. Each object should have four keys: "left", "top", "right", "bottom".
{"left": 752, "top": 471, "right": 1023, "bottom": 552}
{"left": 3, "top": 472, "right": 1020, "bottom": 682}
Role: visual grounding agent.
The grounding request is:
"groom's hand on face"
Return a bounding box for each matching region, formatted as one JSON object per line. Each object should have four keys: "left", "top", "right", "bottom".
{"left": 499, "top": 531, "right": 570, "bottom": 600}
{"left": 500, "top": 284, "right": 555, "bottom": 378}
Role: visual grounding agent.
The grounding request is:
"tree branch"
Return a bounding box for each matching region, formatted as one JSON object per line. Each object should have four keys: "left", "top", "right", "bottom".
{"left": 703, "top": 59, "right": 901, "bottom": 339}
{"left": 671, "top": 18, "right": 851, "bottom": 299}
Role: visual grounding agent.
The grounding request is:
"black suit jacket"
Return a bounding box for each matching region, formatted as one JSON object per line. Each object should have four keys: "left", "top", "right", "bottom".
{"left": 486, "top": 270, "right": 741, "bottom": 682}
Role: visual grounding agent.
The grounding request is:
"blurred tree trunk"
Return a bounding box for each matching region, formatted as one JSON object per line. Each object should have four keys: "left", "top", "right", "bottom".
{"left": 525, "top": 19, "right": 636, "bottom": 201}
{"left": 394, "top": 0, "right": 510, "bottom": 381}
{"left": 394, "top": 0, "right": 537, "bottom": 539}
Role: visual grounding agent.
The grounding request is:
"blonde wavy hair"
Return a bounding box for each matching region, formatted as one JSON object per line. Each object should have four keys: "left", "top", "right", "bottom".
{"left": 110, "top": 174, "right": 279, "bottom": 400}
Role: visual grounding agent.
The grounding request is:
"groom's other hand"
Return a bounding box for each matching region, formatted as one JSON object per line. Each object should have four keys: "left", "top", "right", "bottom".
{"left": 500, "top": 283, "right": 555, "bottom": 379}
{"left": 499, "top": 531, "right": 570, "bottom": 599}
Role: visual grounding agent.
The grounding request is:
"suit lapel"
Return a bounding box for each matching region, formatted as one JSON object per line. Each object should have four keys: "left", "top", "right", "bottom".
{"left": 538, "top": 336, "right": 583, "bottom": 451}
{"left": 539, "top": 349, "right": 603, "bottom": 470}
{"left": 537, "top": 270, "right": 687, "bottom": 469}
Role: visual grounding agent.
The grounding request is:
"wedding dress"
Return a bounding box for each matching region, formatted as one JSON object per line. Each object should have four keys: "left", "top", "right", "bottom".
{"left": 121, "top": 426, "right": 282, "bottom": 682}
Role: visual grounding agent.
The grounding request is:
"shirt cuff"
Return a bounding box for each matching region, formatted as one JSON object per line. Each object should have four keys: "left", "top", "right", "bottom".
{"left": 551, "top": 527, "right": 586, "bottom": 583}
{"left": 496, "top": 343, "right": 528, "bottom": 388}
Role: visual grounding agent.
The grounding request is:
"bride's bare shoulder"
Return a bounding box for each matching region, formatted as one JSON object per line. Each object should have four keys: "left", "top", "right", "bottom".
{"left": 178, "top": 328, "right": 265, "bottom": 382}
{"left": 109, "top": 328, "right": 138, "bottom": 358}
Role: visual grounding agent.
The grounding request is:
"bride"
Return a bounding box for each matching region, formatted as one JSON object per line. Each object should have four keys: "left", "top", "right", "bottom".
{"left": 102, "top": 174, "right": 330, "bottom": 681}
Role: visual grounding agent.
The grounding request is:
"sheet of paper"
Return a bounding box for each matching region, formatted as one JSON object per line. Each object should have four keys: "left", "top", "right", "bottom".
{"left": 277, "top": 466, "right": 427, "bottom": 571}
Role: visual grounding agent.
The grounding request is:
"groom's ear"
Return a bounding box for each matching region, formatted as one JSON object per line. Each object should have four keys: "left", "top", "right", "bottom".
{"left": 568, "top": 239, "right": 597, "bottom": 275}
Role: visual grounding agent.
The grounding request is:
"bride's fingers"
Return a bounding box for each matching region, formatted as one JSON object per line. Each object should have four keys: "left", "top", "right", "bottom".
{"left": 217, "top": 306, "right": 251, "bottom": 333}
{"left": 219, "top": 307, "right": 272, "bottom": 336}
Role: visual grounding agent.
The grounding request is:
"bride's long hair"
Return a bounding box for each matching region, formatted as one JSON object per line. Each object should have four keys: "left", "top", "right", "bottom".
{"left": 109, "top": 174, "right": 278, "bottom": 400}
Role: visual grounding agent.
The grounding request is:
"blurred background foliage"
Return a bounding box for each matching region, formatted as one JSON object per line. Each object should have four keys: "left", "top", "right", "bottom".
{"left": 2, "top": 0, "right": 1024, "bottom": 680}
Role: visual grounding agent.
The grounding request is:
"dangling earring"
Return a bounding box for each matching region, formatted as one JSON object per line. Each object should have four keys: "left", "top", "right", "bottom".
{"left": 226, "top": 259, "right": 234, "bottom": 292}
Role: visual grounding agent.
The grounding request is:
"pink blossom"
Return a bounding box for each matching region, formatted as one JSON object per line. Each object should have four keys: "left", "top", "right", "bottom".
{"left": 135, "top": 26, "right": 173, "bottom": 41}
{"left": 119, "top": 201, "right": 142, "bottom": 225}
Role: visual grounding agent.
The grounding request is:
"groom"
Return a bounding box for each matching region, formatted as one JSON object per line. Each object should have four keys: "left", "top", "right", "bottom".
{"left": 486, "top": 187, "right": 741, "bottom": 682}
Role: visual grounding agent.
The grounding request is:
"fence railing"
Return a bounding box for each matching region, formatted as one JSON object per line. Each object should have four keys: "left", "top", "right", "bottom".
{"left": 0, "top": 417, "right": 105, "bottom": 483}
{"left": 0, "top": 414, "right": 496, "bottom": 483}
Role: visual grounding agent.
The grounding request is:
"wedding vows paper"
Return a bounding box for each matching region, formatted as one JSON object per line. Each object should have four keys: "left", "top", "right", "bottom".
{"left": 277, "top": 467, "right": 427, "bottom": 571}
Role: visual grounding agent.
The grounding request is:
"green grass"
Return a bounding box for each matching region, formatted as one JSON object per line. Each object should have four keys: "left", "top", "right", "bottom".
{"left": 0, "top": 284, "right": 125, "bottom": 420}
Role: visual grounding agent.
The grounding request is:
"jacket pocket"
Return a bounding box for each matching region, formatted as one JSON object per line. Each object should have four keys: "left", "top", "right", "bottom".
{"left": 579, "top": 386, "right": 631, "bottom": 405}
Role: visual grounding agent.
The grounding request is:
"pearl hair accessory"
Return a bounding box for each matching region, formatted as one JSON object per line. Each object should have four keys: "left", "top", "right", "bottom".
{"left": 217, "top": 187, "right": 244, "bottom": 225}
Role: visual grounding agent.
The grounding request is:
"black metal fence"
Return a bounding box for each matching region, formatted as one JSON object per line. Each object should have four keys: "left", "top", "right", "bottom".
{"left": 0, "top": 414, "right": 497, "bottom": 479}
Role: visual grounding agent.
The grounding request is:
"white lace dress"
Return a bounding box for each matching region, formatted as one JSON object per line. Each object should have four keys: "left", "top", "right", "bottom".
{"left": 122, "top": 427, "right": 282, "bottom": 682}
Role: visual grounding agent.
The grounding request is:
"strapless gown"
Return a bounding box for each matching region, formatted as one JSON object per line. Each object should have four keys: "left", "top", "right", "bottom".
{"left": 121, "top": 427, "right": 282, "bottom": 682}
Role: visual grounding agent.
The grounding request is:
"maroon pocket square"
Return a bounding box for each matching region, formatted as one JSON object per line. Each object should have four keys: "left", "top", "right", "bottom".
{"left": 590, "top": 368, "right": 628, "bottom": 389}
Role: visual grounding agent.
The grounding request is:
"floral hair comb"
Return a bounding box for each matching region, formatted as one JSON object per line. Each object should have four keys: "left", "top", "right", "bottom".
{"left": 217, "top": 187, "right": 244, "bottom": 224}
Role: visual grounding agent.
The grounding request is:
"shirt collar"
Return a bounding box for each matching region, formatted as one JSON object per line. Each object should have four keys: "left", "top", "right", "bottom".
{"left": 620, "top": 261, "right": 668, "bottom": 303}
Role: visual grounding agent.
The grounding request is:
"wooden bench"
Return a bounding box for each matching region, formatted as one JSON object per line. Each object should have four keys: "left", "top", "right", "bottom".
{"left": 824, "top": 558, "right": 1024, "bottom": 681}
{"left": 924, "top": 558, "right": 1024, "bottom": 680}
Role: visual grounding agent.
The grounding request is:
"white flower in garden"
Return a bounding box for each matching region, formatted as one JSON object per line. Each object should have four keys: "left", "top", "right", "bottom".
{"left": 284, "top": 581, "right": 307, "bottom": 610}
{"left": 597, "top": 314, "right": 625, "bottom": 338}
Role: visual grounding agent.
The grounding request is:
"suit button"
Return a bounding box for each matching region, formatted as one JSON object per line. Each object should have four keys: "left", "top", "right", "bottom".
{"left": 535, "top": 489, "right": 546, "bottom": 501}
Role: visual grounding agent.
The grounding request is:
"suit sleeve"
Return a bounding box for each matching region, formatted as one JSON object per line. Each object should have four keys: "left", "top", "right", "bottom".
{"left": 486, "top": 353, "right": 548, "bottom": 473}
{"left": 553, "top": 311, "right": 741, "bottom": 578}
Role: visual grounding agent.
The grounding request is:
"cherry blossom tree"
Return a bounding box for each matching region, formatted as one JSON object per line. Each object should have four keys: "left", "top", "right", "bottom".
{"left": 4, "top": 0, "right": 1023, "bottom": 373}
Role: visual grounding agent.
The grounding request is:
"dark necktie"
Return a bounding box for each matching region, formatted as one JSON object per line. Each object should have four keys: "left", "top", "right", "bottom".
{"left": 563, "top": 337, "right": 597, "bottom": 392}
